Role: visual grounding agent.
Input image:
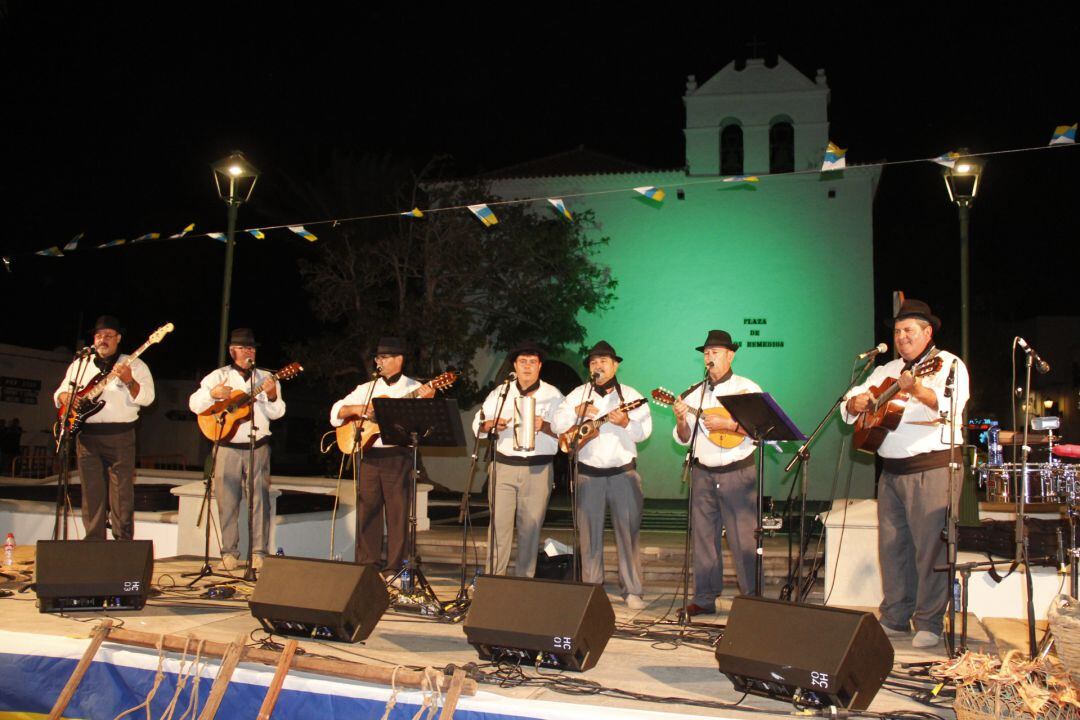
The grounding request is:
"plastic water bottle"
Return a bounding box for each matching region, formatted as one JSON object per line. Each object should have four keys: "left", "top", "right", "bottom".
{"left": 3, "top": 533, "right": 14, "bottom": 567}
{"left": 276, "top": 547, "right": 285, "bottom": 556}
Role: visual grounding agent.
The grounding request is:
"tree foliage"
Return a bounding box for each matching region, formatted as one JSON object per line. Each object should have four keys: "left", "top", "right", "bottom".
{"left": 287, "top": 154, "right": 617, "bottom": 402}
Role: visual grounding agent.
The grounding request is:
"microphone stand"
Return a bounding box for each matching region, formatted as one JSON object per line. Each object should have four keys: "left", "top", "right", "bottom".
{"left": 350, "top": 372, "right": 380, "bottom": 565}
{"left": 567, "top": 374, "right": 598, "bottom": 582}
{"left": 243, "top": 363, "right": 259, "bottom": 582}
{"left": 448, "top": 406, "right": 487, "bottom": 613}
{"left": 676, "top": 364, "right": 711, "bottom": 629}
{"left": 943, "top": 358, "right": 960, "bottom": 657}
{"left": 1017, "top": 343, "right": 1038, "bottom": 657}
{"left": 780, "top": 354, "right": 875, "bottom": 602}
{"left": 52, "top": 351, "right": 95, "bottom": 540}
{"left": 485, "top": 374, "right": 515, "bottom": 575}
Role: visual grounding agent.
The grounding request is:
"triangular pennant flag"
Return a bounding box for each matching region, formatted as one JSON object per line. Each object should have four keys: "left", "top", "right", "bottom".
{"left": 932, "top": 151, "right": 960, "bottom": 168}
{"left": 1050, "top": 124, "right": 1077, "bottom": 146}
{"left": 63, "top": 233, "right": 83, "bottom": 251}
{"left": 169, "top": 223, "right": 195, "bottom": 239}
{"left": 633, "top": 186, "right": 665, "bottom": 202}
{"left": 289, "top": 225, "right": 318, "bottom": 242}
{"left": 97, "top": 239, "right": 126, "bottom": 249}
{"left": 247, "top": 229, "right": 265, "bottom": 239}
{"left": 467, "top": 204, "right": 498, "bottom": 227}
{"left": 822, "top": 142, "right": 847, "bottom": 171}
{"left": 132, "top": 232, "right": 161, "bottom": 243}
{"left": 208, "top": 232, "right": 226, "bottom": 242}
{"left": 2, "top": 256, "right": 11, "bottom": 273}
{"left": 35, "top": 246, "right": 64, "bottom": 257}
{"left": 722, "top": 175, "right": 760, "bottom": 183}
{"left": 547, "top": 198, "right": 573, "bottom": 221}
{"left": 401, "top": 208, "right": 424, "bottom": 218}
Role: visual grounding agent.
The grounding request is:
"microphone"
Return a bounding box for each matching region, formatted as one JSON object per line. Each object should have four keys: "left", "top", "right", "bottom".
{"left": 77, "top": 346, "right": 97, "bottom": 358}
{"left": 1016, "top": 337, "right": 1050, "bottom": 374}
{"left": 370, "top": 371, "right": 380, "bottom": 379}
{"left": 706, "top": 361, "right": 714, "bottom": 368}
{"left": 944, "top": 358, "right": 957, "bottom": 398}
{"left": 590, "top": 371, "right": 601, "bottom": 381}
{"left": 856, "top": 343, "right": 888, "bottom": 360}
{"left": 246, "top": 357, "right": 256, "bottom": 369}
{"left": 504, "top": 371, "right": 517, "bottom": 383}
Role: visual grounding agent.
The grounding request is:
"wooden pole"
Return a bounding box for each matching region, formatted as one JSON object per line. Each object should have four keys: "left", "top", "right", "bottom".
{"left": 256, "top": 638, "right": 297, "bottom": 720}
{"left": 105, "top": 627, "right": 478, "bottom": 696}
{"left": 438, "top": 667, "right": 467, "bottom": 720}
{"left": 48, "top": 620, "right": 113, "bottom": 720}
{"left": 197, "top": 633, "right": 247, "bottom": 720}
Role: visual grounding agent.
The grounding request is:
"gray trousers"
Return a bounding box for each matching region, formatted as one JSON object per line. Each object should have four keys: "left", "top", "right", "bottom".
{"left": 878, "top": 466, "right": 956, "bottom": 635}
{"left": 76, "top": 430, "right": 136, "bottom": 540}
{"left": 691, "top": 462, "right": 757, "bottom": 607}
{"left": 358, "top": 453, "right": 411, "bottom": 570}
{"left": 487, "top": 461, "right": 553, "bottom": 577}
{"left": 575, "top": 469, "right": 644, "bottom": 597}
{"left": 215, "top": 444, "right": 272, "bottom": 558}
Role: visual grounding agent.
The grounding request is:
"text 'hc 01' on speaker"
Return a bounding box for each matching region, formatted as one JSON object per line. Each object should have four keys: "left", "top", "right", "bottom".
{"left": 249, "top": 556, "right": 388, "bottom": 643}
{"left": 35, "top": 539, "right": 154, "bottom": 613}
{"left": 714, "top": 596, "right": 894, "bottom": 710}
{"left": 463, "top": 575, "right": 614, "bottom": 671}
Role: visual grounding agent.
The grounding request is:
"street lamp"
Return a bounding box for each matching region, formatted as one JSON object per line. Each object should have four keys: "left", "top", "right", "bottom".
{"left": 211, "top": 152, "right": 259, "bottom": 366}
{"left": 942, "top": 150, "right": 984, "bottom": 368}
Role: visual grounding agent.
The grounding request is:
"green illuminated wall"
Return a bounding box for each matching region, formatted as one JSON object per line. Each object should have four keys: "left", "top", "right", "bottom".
{"left": 493, "top": 169, "right": 879, "bottom": 499}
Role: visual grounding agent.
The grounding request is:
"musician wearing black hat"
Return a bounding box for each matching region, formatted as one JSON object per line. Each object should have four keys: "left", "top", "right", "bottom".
{"left": 471, "top": 341, "right": 564, "bottom": 577}
{"left": 553, "top": 340, "right": 652, "bottom": 610}
{"left": 672, "top": 329, "right": 761, "bottom": 616}
{"left": 53, "top": 315, "right": 156, "bottom": 540}
{"left": 841, "top": 299, "right": 968, "bottom": 649}
{"left": 189, "top": 328, "right": 284, "bottom": 571}
{"left": 330, "top": 337, "right": 434, "bottom": 571}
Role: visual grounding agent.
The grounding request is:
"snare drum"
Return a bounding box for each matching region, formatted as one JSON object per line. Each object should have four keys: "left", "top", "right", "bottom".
{"left": 977, "top": 462, "right": 1064, "bottom": 504}
{"left": 1047, "top": 462, "right": 1080, "bottom": 505}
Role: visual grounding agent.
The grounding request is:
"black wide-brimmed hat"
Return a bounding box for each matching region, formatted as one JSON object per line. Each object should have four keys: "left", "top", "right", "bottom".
{"left": 585, "top": 340, "right": 622, "bottom": 363}
{"left": 508, "top": 340, "right": 545, "bottom": 362}
{"left": 892, "top": 299, "right": 941, "bottom": 332}
{"left": 228, "top": 328, "right": 260, "bottom": 347}
{"left": 375, "top": 336, "right": 406, "bottom": 355}
{"left": 695, "top": 329, "right": 738, "bottom": 353}
{"left": 91, "top": 315, "right": 123, "bottom": 334}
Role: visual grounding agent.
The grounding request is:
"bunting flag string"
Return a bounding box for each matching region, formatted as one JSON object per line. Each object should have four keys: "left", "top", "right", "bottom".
{"left": 547, "top": 198, "right": 573, "bottom": 221}
{"left": 6, "top": 129, "right": 1078, "bottom": 269}
{"left": 467, "top": 204, "right": 498, "bottom": 227}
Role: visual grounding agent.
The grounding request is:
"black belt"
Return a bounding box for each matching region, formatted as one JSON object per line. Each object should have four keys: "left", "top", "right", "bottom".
{"left": 496, "top": 452, "right": 555, "bottom": 467}
{"left": 692, "top": 455, "right": 755, "bottom": 473}
{"left": 882, "top": 449, "right": 952, "bottom": 475}
{"left": 222, "top": 436, "right": 271, "bottom": 450}
{"left": 80, "top": 422, "right": 136, "bottom": 436}
{"left": 578, "top": 460, "right": 636, "bottom": 477}
{"left": 363, "top": 446, "right": 411, "bottom": 459}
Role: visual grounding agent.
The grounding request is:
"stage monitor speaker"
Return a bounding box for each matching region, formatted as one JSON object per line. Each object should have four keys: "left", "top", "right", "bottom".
{"left": 714, "top": 596, "right": 894, "bottom": 710}
{"left": 249, "top": 557, "right": 388, "bottom": 643}
{"left": 35, "top": 539, "right": 154, "bottom": 613}
{"left": 463, "top": 575, "right": 614, "bottom": 671}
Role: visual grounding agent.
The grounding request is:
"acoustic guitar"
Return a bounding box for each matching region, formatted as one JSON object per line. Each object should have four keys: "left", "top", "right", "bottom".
{"left": 558, "top": 398, "right": 647, "bottom": 454}
{"left": 196, "top": 362, "right": 304, "bottom": 442}
{"left": 649, "top": 387, "right": 746, "bottom": 449}
{"left": 56, "top": 323, "right": 175, "bottom": 437}
{"left": 335, "top": 370, "right": 459, "bottom": 454}
{"left": 852, "top": 354, "right": 943, "bottom": 454}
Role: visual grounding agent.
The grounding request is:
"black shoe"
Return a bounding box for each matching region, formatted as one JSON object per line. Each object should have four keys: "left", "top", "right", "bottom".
{"left": 683, "top": 603, "right": 716, "bottom": 617}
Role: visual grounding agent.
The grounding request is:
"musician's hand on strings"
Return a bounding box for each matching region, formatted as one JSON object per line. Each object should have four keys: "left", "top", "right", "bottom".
{"left": 897, "top": 371, "right": 917, "bottom": 392}
{"left": 58, "top": 392, "right": 72, "bottom": 407}
{"left": 210, "top": 383, "right": 234, "bottom": 401}
{"left": 114, "top": 364, "right": 133, "bottom": 385}
{"left": 265, "top": 377, "right": 278, "bottom": 402}
{"left": 672, "top": 399, "right": 689, "bottom": 423}
{"left": 846, "top": 393, "right": 873, "bottom": 414}
{"left": 608, "top": 408, "right": 629, "bottom": 428}
{"left": 702, "top": 413, "right": 728, "bottom": 432}
{"left": 417, "top": 383, "right": 436, "bottom": 399}
{"left": 575, "top": 402, "right": 598, "bottom": 418}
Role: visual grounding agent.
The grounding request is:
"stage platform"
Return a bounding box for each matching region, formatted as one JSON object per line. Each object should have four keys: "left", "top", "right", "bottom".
{"left": 0, "top": 546, "right": 991, "bottom": 720}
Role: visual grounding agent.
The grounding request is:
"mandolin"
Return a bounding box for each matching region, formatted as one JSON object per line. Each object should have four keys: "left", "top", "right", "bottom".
{"left": 335, "top": 370, "right": 459, "bottom": 454}
{"left": 197, "top": 362, "right": 304, "bottom": 442}
{"left": 852, "top": 354, "right": 943, "bottom": 454}
{"left": 558, "top": 398, "right": 647, "bottom": 454}
{"left": 56, "top": 323, "right": 174, "bottom": 437}
{"left": 650, "top": 387, "right": 746, "bottom": 449}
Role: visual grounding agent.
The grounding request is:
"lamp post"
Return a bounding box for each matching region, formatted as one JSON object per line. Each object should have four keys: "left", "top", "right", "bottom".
{"left": 942, "top": 151, "right": 984, "bottom": 368}
{"left": 211, "top": 152, "right": 259, "bottom": 366}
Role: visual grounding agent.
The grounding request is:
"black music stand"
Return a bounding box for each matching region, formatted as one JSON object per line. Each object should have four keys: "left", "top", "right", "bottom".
{"left": 373, "top": 397, "right": 466, "bottom": 617}
{"left": 720, "top": 392, "right": 806, "bottom": 597}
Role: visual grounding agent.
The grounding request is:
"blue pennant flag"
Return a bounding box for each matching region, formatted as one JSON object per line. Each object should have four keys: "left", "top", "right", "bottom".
{"left": 467, "top": 204, "right": 499, "bottom": 227}
{"left": 35, "top": 246, "right": 64, "bottom": 257}
{"left": 547, "top": 198, "right": 573, "bottom": 221}
{"left": 63, "top": 233, "right": 83, "bottom": 251}
{"left": 289, "top": 225, "right": 318, "bottom": 242}
{"left": 822, "top": 142, "right": 847, "bottom": 171}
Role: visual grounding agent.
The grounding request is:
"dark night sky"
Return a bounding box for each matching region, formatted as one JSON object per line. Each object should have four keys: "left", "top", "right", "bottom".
{"left": 1, "top": 4, "right": 1078, "bottom": 412}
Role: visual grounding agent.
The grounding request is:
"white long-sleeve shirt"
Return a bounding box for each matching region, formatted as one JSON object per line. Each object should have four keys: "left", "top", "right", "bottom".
{"left": 471, "top": 380, "right": 564, "bottom": 459}
{"left": 329, "top": 375, "right": 422, "bottom": 449}
{"left": 553, "top": 381, "right": 651, "bottom": 469}
{"left": 672, "top": 372, "right": 760, "bottom": 467}
{"left": 54, "top": 353, "right": 155, "bottom": 425}
{"left": 189, "top": 365, "right": 286, "bottom": 442}
{"left": 841, "top": 349, "right": 969, "bottom": 458}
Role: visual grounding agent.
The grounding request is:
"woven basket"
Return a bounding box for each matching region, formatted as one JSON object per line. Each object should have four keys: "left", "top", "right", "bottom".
{"left": 1050, "top": 594, "right": 1080, "bottom": 688}
{"left": 956, "top": 683, "right": 1080, "bottom": 720}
